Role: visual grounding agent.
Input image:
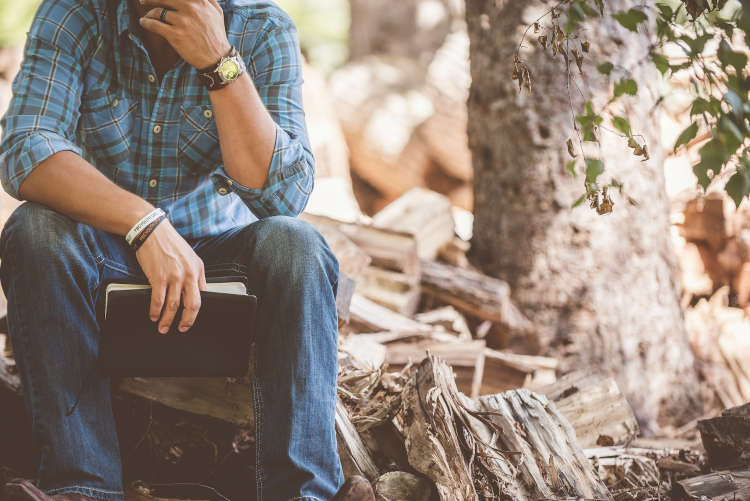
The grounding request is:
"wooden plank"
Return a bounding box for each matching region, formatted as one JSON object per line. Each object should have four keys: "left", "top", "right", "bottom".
{"left": 538, "top": 371, "right": 639, "bottom": 448}
{"left": 348, "top": 294, "right": 431, "bottom": 334}
{"left": 481, "top": 348, "right": 558, "bottom": 396}
{"left": 301, "top": 213, "right": 420, "bottom": 276}
{"left": 675, "top": 469, "right": 750, "bottom": 500}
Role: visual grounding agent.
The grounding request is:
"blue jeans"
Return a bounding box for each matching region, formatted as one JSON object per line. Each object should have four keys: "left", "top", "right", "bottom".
{"left": 0, "top": 202, "right": 343, "bottom": 501}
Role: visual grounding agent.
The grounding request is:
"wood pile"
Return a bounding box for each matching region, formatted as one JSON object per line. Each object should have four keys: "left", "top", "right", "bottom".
{"left": 1, "top": 186, "right": 749, "bottom": 499}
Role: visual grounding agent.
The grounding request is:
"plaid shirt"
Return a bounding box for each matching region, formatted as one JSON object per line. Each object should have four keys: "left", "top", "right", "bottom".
{"left": 0, "top": 0, "right": 314, "bottom": 239}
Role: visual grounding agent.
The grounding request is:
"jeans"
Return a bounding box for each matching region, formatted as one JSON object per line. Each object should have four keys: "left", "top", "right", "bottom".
{"left": 0, "top": 202, "right": 343, "bottom": 501}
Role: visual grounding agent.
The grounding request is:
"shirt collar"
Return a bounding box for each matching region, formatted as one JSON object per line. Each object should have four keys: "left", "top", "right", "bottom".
{"left": 116, "top": 0, "right": 133, "bottom": 38}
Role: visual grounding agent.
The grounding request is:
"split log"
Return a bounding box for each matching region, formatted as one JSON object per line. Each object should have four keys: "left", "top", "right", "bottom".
{"left": 301, "top": 214, "right": 420, "bottom": 276}
{"left": 348, "top": 294, "right": 432, "bottom": 334}
{"left": 674, "top": 469, "right": 750, "bottom": 500}
{"left": 355, "top": 265, "right": 420, "bottom": 317}
{"left": 679, "top": 193, "right": 728, "bottom": 251}
{"left": 419, "top": 259, "right": 533, "bottom": 332}
{"left": 373, "top": 471, "right": 433, "bottom": 501}
{"left": 698, "top": 403, "right": 750, "bottom": 468}
{"left": 385, "top": 339, "right": 485, "bottom": 398}
{"left": 437, "top": 237, "right": 470, "bottom": 269}
{"left": 335, "top": 399, "right": 380, "bottom": 481}
{"left": 539, "top": 371, "right": 639, "bottom": 448}
{"left": 400, "top": 354, "right": 613, "bottom": 500}
{"left": 480, "top": 348, "right": 558, "bottom": 396}
{"left": 372, "top": 188, "right": 455, "bottom": 260}
{"left": 415, "top": 306, "right": 472, "bottom": 341}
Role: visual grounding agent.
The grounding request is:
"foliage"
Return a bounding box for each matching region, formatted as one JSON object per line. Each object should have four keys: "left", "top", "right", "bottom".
{"left": 0, "top": 0, "right": 41, "bottom": 47}
{"left": 514, "top": 0, "right": 750, "bottom": 213}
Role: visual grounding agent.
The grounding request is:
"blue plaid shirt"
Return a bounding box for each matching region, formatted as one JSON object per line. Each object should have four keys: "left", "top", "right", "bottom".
{"left": 0, "top": 0, "right": 314, "bottom": 239}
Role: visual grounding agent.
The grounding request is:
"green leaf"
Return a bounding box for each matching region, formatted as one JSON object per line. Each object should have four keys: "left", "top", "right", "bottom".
{"left": 718, "top": 116, "right": 744, "bottom": 151}
{"left": 585, "top": 158, "right": 604, "bottom": 183}
{"left": 690, "top": 97, "right": 721, "bottom": 117}
{"left": 614, "top": 78, "right": 638, "bottom": 97}
{"left": 597, "top": 61, "right": 614, "bottom": 75}
{"left": 565, "top": 2, "right": 587, "bottom": 34}
{"left": 613, "top": 8, "right": 648, "bottom": 31}
{"left": 656, "top": 4, "right": 673, "bottom": 21}
{"left": 594, "top": 0, "right": 604, "bottom": 15}
{"left": 678, "top": 33, "right": 712, "bottom": 58}
{"left": 725, "top": 167, "right": 750, "bottom": 207}
{"left": 718, "top": 38, "right": 749, "bottom": 73}
{"left": 693, "top": 160, "right": 712, "bottom": 189}
{"left": 651, "top": 52, "right": 670, "bottom": 75}
{"left": 612, "top": 116, "right": 632, "bottom": 136}
{"left": 565, "top": 160, "right": 577, "bottom": 177}
{"left": 673, "top": 122, "right": 698, "bottom": 152}
{"left": 724, "top": 89, "right": 744, "bottom": 119}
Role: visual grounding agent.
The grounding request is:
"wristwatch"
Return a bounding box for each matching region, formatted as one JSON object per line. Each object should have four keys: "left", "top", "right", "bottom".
{"left": 197, "top": 47, "right": 246, "bottom": 91}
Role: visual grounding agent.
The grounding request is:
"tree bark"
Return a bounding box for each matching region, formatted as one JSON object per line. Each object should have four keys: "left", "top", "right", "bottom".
{"left": 465, "top": 0, "right": 703, "bottom": 432}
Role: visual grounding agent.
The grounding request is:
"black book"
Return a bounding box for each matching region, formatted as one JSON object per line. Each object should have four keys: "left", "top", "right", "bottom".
{"left": 98, "top": 281, "right": 257, "bottom": 377}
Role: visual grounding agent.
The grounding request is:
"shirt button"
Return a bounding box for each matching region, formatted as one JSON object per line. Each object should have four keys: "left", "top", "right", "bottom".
{"left": 148, "top": 74, "right": 156, "bottom": 83}
{"left": 153, "top": 125, "right": 162, "bottom": 134}
{"left": 111, "top": 98, "right": 119, "bottom": 107}
{"left": 149, "top": 178, "right": 158, "bottom": 188}
{"left": 203, "top": 109, "right": 213, "bottom": 119}
{"left": 218, "top": 187, "right": 229, "bottom": 195}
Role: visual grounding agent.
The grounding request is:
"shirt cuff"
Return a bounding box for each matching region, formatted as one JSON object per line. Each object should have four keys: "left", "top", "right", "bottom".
{"left": 1, "top": 132, "right": 83, "bottom": 200}
{"left": 210, "top": 124, "right": 313, "bottom": 219}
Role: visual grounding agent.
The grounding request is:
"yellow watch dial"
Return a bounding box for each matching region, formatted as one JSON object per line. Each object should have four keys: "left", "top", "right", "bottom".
{"left": 219, "top": 59, "right": 240, "bottom": 81}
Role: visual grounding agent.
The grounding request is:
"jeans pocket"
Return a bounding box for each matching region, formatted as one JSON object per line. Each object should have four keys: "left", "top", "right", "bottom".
{"left": 178, "top": 104, "right": 221, "bottom": 175}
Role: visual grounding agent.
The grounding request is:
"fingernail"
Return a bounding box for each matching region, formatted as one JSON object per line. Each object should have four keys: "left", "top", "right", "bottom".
{"left": 179, "top": 325, "right": 188, "bottom": 332}
{"left": 159, "top": 326, "right": 168, "bottom": 334}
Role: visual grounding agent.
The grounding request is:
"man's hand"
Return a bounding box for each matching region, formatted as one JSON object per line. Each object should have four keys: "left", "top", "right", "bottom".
{"left": 136, "top": 220, "right": 207, "bottom": 334}
{"left": 139, "top": 0, "right": 231, "bottom": 69}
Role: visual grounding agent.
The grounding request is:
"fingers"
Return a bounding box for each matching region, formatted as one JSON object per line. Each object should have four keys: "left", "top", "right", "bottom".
{"left": 139, "top": 16, "right": 178, "bottom": 37}
{"left": 179, "top": 278, "right": 201, "bottom": 332}
{"left": 206, "top": 0, "right": 223, "bottom": 14}
{"left": 143, "top": 7, "right": 174, "bottom": 25}
{"left": 150, "top": 281, "right": 167, "bottom": 322}
{"left": 158, "top": 278, "right": 183, "bottom": 334}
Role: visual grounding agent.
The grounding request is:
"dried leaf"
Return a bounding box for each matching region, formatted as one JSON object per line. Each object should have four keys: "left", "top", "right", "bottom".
{"left": 566, "top": 138, "right": 577, "bottom": 158}
{"left": 582, "top": 40, "right": 590, "bottom": 52}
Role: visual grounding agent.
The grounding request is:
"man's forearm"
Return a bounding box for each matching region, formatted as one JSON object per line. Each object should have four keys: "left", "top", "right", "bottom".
{"left": 18, "top": 151, "right": 155, "bottom": 236}
{"left": 209, "top": 71, "right": 276, "bottom": 189}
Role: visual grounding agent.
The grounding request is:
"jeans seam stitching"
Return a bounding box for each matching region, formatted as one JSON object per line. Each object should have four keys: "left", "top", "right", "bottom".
{"left": 45, "top": 485, "right": 125, "bottom": 495}
{"left": 252, "top": 349, "right": 264, "bottom": 501}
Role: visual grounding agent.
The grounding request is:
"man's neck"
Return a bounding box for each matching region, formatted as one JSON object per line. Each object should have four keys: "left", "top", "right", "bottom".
{"left": 130, "top": 0, "right": 180, "bottom": 78}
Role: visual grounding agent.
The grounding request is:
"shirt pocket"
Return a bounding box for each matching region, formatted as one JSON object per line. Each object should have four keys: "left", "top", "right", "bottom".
{"left": 79, "top": 89, "right": 136, "bottom": 170}
{"left": 178, "top": 104, "right": 221, "bottom": 174}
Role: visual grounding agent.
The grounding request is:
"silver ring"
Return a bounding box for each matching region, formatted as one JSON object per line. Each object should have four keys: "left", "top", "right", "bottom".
{"left": 159, "top": 7, "right": 168, "bottom": 23}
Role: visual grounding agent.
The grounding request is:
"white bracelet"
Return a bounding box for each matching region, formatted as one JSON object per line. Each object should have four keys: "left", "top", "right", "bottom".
{"left": 126, "top": 208, "right": 166, "bottom": 246}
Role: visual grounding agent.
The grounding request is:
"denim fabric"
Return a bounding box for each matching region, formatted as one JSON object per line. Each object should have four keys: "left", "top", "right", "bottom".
{"left": 0, "top": 202, "right": 343, "bottom": 501}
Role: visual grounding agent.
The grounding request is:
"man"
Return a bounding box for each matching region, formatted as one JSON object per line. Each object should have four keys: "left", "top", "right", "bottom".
{"left": 0, "top": 0, "right": 374, "bottom": 499}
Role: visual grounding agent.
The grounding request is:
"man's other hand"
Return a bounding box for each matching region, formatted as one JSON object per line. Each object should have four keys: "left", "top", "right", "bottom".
{"left": 139, "top": 0, "right": 232, "bottom": 69}
{"left": 136, "top": 221, "right": 207, "bottom": 334}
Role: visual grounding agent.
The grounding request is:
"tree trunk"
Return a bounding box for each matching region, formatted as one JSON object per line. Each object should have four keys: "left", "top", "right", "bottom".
{"left": 465, "top": 0, "right": 704, "bottom": 432}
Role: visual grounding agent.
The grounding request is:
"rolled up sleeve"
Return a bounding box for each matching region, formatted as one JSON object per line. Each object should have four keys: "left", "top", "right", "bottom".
{"left": 0, "top": 1, "right": 91, "bottom": 200}
{"left": 212, "top": 18, "right": 315, "bottom": 219}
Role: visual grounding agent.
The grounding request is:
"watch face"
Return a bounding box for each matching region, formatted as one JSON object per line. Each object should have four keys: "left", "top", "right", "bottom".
{"left": 219, "top": 59, "right": 240, "bottom": 81}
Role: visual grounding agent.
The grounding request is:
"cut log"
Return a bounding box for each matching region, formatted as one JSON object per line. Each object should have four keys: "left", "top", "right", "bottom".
{"left": 336, "top": 273, "right": 357, "bottom": 324}
{"left": 385, "top": 339, "right": 486, "bottom": 398}
{"left": 538, "top": 371, "right": 639, "bottom": 448}
{"left": 675, "top": 469, "right": 750, "bottom": 500}
{"left": 698, "top": 403, "right": 750, "bottom": 468}
{"left": 437, "top": 237, "right": 470, "bottom": 269}
{"left": 335, "top": 399, "right": 380, "bottom": 481}
{"left": 118, "top": 377, "right": 253, "bottom": 427}
{"left": 372, "top": 188, "right": 455, "bottom": 260}
{"left": 480, "top": 348, "right": 558, "bottom": 396}
{"left": 348, "top": 294, "right": 432, "bottom": 334}
{"left": 419, "top": 259, "right": 533, "bottom": 332}
{"left": 301, "top": 214, "right": 420, "bottom": 276}
{"left": 415, "top": 306, "right": 472, "bottom": 341}
{"left": 399, "top": 354, "right": 613, "bottom": 500}
{"left": 311, "top": 223, "right": 371, "bottom": 279}
{"left": 355, "top": 266, "right": 420, "bottom": 317}
{"left": 373, "top": 471, "right": 433, "bottom": 501}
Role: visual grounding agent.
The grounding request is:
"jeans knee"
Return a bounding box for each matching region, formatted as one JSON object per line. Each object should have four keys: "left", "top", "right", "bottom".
{"left": 0, "top": 202, "right": 86, "bottom": 265}
{"left": 253, "top": 216, "right": 339, "bottom": 287}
